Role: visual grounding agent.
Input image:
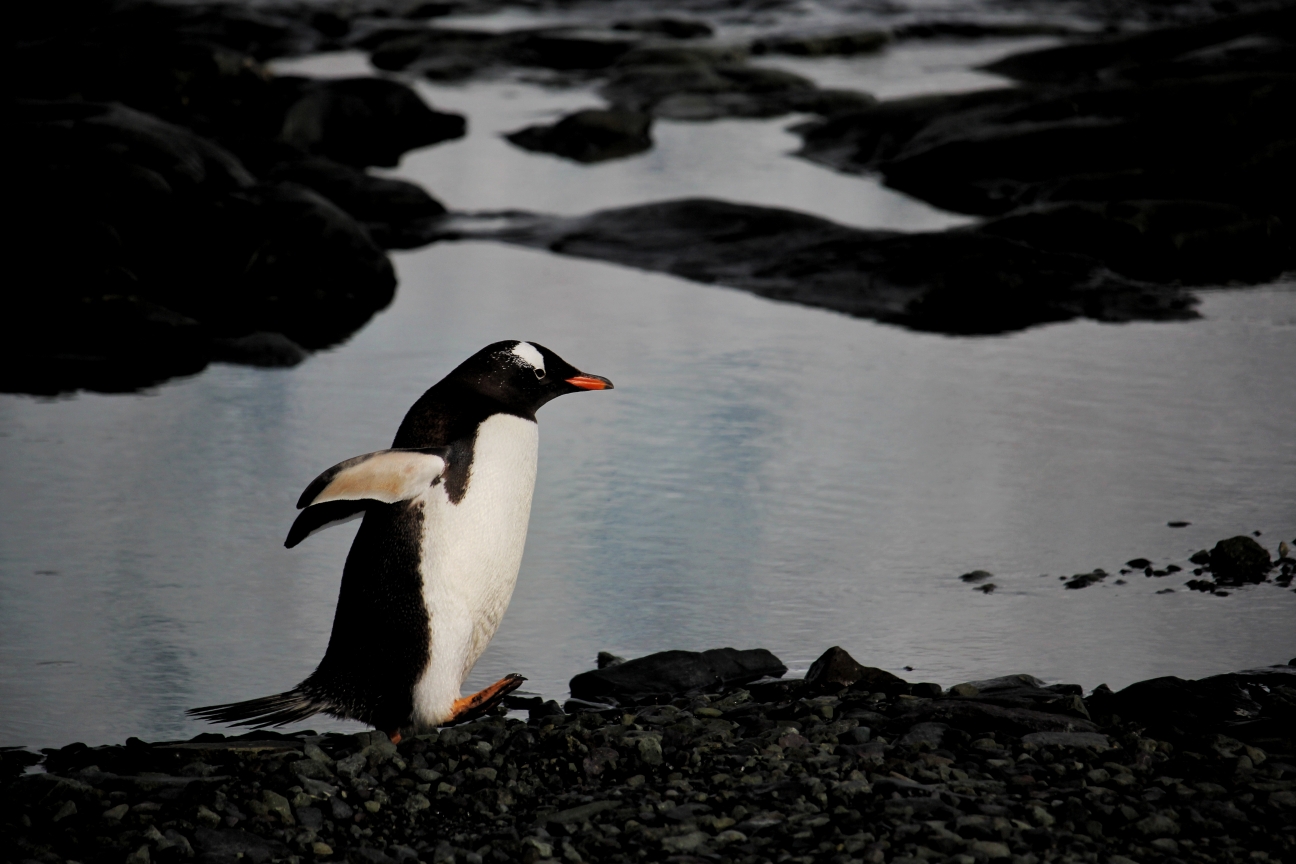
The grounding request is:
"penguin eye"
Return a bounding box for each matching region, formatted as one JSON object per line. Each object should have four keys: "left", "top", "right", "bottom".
{"left": 534, "top": 368, "right": 545, "bottom": 380}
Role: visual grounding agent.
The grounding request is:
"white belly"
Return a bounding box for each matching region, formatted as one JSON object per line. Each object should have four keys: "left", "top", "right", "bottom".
{"left": 411, "top": 413, "right": 538, "bottom": 727}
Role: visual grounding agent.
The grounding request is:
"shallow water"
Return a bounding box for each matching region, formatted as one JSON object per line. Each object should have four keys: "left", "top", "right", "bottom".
{"left": 2, "top": 33, "right": 1294, "bottom": 750}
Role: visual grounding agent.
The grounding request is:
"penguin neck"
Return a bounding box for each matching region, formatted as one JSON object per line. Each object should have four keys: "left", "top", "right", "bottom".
{"left": 392, "top": 381, "right": 537, "bottom": 449}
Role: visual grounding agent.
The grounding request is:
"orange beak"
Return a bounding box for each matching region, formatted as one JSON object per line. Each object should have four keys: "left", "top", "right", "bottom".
{"left": 566, "top": 374, "right": 614, "bottom": 391}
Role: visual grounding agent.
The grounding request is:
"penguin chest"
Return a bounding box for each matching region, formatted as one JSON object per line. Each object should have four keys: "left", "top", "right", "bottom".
{"left": 417, "top": 413, "right": 538, "bottom": 680}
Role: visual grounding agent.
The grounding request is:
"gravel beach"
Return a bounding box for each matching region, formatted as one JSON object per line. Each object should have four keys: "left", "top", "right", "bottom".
{"left": 6, "top": 647, "right": 1293, "bottom": 864}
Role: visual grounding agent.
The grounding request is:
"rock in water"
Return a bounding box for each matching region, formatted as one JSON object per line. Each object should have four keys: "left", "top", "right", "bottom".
{"left": 568, "top": 648, "right": 786, "bottom": 703}
{"left": 505, "top": 109, "right": 653, "bottom": 163}
{"left": 1209, "top": 536, "right": 1273, "bottom": 585}
{"left": 804, "top": 646, "right": 907, "bottom": 694}
{"left": 278, "top": 77, "right": 465, "bottom": 167}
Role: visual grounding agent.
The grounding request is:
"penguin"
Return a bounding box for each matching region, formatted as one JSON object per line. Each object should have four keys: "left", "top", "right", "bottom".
{"left": 189, "top": 341, "right": 612, "bottom": 741}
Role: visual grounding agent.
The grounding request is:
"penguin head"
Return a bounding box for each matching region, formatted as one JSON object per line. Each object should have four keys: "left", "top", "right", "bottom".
{"left": 454, "top": 341, "right": 613, "bottom": 413}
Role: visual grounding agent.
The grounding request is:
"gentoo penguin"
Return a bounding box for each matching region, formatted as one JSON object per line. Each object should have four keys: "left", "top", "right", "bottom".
{"left": 189, "top": 341, "right": 612, "bottom": 740}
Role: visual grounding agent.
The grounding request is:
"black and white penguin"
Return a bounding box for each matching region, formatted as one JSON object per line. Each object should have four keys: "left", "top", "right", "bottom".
{"left": 189, "top": 341, "right": 612, "bottom": 740}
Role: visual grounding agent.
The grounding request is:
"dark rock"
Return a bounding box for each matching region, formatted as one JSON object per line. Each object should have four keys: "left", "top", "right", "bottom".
{"left": 1208, "top": 536, "right": 1273, "bottom": 585}
{"left": 751, "top": 30, "right": 889, "bottom": 57}
{"left": 601, "top": 46, "right": 837, "bottom": 120}
{"left": 278, "top": 78, "right": 465, "bottom": 167}
{"left": 899, "top": 699, "right": 1100, "bottom": 736}
{"left": 612, "top": 18, "right": 714, "bottom": 40}
{"left": 894, "top": 21, "right": 1081, "bottom": 40}
{"left": 368, "top": 27, "right": 506, "bottom": 79}
{"left": 1065, "top": 571, "right": 1106, "bottom": 589}
{"left": 983, "top": 6, "right": 1296, "bottom": 85}
{"left": 805, "top": 646, "right": 871, "bottom": 693}
{"left": 511, "top": 30, "right": 639, "bottom": 71}
{"left": 978, "top": 200, "right": 1289, "bottom": 286}
{"left": 266, "top": 157, "right": 447, "bottom": 247}
{"left": 568, "top": 647, "right": 786, "bottom": 703}
{"left": 209, "top": 332, "right": 307, "bottom": 368}
{"left": 793, "top": 8, "right": 1296, "bottom": 295}
{"left": 1190, "top": 549, "right": 1212, "bottom": 565}
{"left": 596, "top": 652, "right": 626, "bottom": 669}
{"left": 960, "top": 570, "right": 994, "bottom": 583}
{"left": 439, "top": 198, "right": 1196, "bottom": 335}
{"left": 505, "top": 109, "right": 653, "bottom": 163}
{"left": 1086, "top": 665, "right": 1296, "bottom": 738}
{"left": 1126, "top": 558, "right": 1152, "bottom": 568}
{"left": 194, "top": 827, "right": 289, "bottom": 864}
{"left": 1168, "top": 521, "right": 1191, "bottom": 527}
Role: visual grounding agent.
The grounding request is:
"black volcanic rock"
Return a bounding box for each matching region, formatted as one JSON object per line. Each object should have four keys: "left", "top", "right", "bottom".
{"left": 569, "top": 648, "right": 787, "bottom": 703}
{"left": 438, "top": 198, "right": 1197, "bottom": 333}
{"left": 505, "top": 109, "right": 653, "bottom": 163}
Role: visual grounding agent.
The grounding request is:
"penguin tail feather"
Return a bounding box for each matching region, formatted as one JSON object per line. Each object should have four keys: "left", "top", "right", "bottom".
{"left": 188, "top": 689, "right": 326, "bottom": 728}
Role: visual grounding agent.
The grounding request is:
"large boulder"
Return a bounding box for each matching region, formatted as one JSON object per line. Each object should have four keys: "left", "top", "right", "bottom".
{"left": 1207, "top": 536, "right": 1274, "bottom": 585}
{"left": 8, "top": 101, "right": 395, "bottom": 393}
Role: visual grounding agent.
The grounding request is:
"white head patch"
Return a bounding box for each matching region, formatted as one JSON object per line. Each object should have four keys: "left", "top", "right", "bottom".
{"left": 510, "top": 341, "right": 545, "bottom": 376}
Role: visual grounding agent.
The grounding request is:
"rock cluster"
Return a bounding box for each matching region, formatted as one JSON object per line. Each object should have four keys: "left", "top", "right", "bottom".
{"left": 10, "top": 0, "right": 464, "bottom": 395}
{"left": 6, "top": 648, "right": 1293, "bottom": 864}
{"left": 1036, "top": 534, "right": 1294, "bottom": 595}
{"left": 795, "top": 6, "right": 1295, "bottom": 295}
{"left": 433, "top": 198, "right": 1198, "bottom": 334}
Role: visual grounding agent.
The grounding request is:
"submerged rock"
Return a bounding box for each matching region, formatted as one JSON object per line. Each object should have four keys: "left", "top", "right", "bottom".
{"left": 506, "top": 109, "right": 653, "bottom": 163}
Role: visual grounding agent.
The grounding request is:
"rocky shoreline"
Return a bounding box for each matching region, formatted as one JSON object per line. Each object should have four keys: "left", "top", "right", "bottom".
{"left": 5, "top": 646, "right": 1294, "bottom": 864}
{"left": 11, "top": 0, "right": 1294, "bottom": 394}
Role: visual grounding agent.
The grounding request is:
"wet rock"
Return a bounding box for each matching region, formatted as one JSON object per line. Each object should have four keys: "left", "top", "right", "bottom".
{"left": 568, "top": 647, "right": 786, "bottom": 703}
{"left": 894, "top": 21, "right": 1081, "bottom": 39}
{"left": 266, "top": 158, "right": 447, "bottom": 248}
{"left": 601, "top": 46, "right": 827, "bottom": 120}
{"left": 751, "top": 30, "right": 889, "bottom": 56}
{"left": 1065, "top": 571, "right": 1106, "bottom": 589}
{"left": 441, "top": 198, "right": 1196, "bottom": 335}
{"left": 960, "top": 570, "right": 994, "bottom": 583}
{"left": 1208, "top": 536, "right": 1273, "bottom": 585}
{"left": 612, "top": 18, "right": 714, "bottom": 39}
{"left": 803, "top": 645, "right": 907, "bottom": 694}
{"left": 596, "top": 652, "right": 626, "bottom": 669}
{"left": 209, "top": 332, "right": 307, "bottom": 368}
{"left": 505, "top": 109, "right": 653, "bottom": 163}
{"left": 277, "top": 77, "right": 465, "bottom": 168}
{"left": 194, "top": 827, "right": 289, "bottom": 864}
{"left": 793, "top": 8, "right": 1296, "bottom": 293}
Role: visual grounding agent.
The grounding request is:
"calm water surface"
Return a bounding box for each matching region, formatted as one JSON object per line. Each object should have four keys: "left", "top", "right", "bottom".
{"left": 2, "top": 38, "right": 1294, "bottom": 750}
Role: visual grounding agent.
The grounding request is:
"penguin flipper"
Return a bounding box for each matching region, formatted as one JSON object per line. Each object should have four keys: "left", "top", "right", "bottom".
{"left": 285, "top": 500, "right": 370, "bottom": 548}
{"left": 296, "top": 447, "right": 449, "bottom": 509}
{"left": 187, "top": 689, "right": 326, "bottom": 728}
{"left": 286, "top": 447, "right": 449, "bottom": 547}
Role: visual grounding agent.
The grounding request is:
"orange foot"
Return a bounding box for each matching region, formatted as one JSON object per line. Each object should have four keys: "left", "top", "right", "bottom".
{"left": 445, "top": 674, "right": 527, "bottom": 726}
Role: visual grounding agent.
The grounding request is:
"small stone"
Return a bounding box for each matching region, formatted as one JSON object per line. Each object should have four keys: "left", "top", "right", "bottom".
{"left": 597, "top": 651, "right": 627, "bottom": 669}
{"left": 714, "top": 829, "right": 747, "bottom": 845}
{"left": 661, "top": 831, "right": 709, "bottom": 852}
{"left": 104, "top": 804, "right": 129, "bottom": 821}
{"left": 1135, "top": 814, "right": 1180, "bottom": 836}
{"left": 364, "top": 800, "right": 382, "bottom": 813}
{"left": 969, "top": 840, "right": 1011, "bottom": 859}
{"left": 406, "top": 793, "right": 431, "bottom": 812}
{"left": 313, "top": 842, "right": 334, "bottom": 857}
{"left": 949, "top": 683, "right": 979, "bottom": 697}
{"left": 977, "top": 583, "right": 996, "bottom": 594}
{"left": 195, "top": 804, "right": 220, "bottom": 827}
{"left": 125, "top": 845, "right": 150, "bottom": 864}
{"left": 52, "top": 801, "right": 77, "bottom": 822}
{"left": 960, "top": 570, "right": 993, "bottom": 583}
{"left": 262, "top": 789, "right": 295, "bottom": 825}
{"left": 1151, "top": 838, "right": 1179, "bottom": 853}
